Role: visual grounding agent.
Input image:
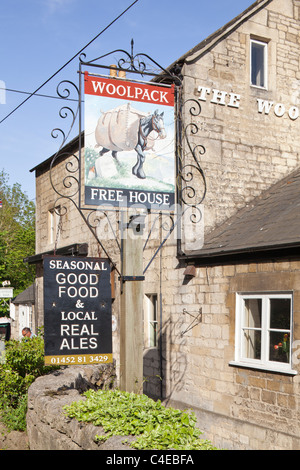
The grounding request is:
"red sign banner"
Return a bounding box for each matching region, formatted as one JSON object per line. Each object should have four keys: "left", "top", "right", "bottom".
{"left": 84, "top": 73, "right": 175, "bottom": 107}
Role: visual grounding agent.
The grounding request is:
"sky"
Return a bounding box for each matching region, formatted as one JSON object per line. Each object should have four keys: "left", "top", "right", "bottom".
{"left": 0, "top": 0, "right": 255, "bottom": 202}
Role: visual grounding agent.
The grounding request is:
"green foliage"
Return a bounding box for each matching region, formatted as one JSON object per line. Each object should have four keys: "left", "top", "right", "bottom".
{"left": 4, "top": 336, "right": 56, "bottom": 378}
{"left": 0, "top": 394, "right": 28, "bottom": 432}
{"left": 0, "top": 170, "right": 35, "bottom": 230}
{"left": 0, "top": 336, "right": 58, "bottom": 431}
{"left": 64, "top": 389, "right": 217, "bottom": 450}
{"left": 0, "top": 170, "right": 35, "bottom": 315}
{"left": 0, "top": 227, "right": 35, "bottom": 293}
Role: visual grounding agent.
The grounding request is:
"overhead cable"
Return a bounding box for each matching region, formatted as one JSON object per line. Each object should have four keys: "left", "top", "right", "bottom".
{"left": 0, "top": 0, "right": 139, "bottom": 125}
{"left": 0, "top": 87, "right": 81, "bottom": 102}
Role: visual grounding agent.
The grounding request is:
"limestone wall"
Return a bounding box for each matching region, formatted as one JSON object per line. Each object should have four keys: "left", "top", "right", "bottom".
{"left": 25, "top": 363, "right": 133, "bottom": 450}
{"left": 141, "top": 0, "right": 300, "bottom": 449}
{"left": 143, "top": 256, "right": 300, "bottom": 450}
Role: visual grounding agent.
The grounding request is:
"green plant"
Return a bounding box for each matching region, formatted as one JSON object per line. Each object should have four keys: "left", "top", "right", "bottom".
{"left": 64, "top": 389, "right": 217, "bottom": 450}
{"left": 3, "top": 336, "right": 55, "bottom": 378}
{"left": 0, "top": 335, "right": 59, "bottom": 431}
{"left": 0, "top": 170, "right": 36, "bottom": 298}
{"left": 0, "top": 394, "right": 28, "bottom": 431}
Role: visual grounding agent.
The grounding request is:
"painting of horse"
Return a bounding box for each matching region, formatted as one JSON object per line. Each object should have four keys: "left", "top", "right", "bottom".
{"left": 92, "top": 105, "right": 166, "bottom": 180}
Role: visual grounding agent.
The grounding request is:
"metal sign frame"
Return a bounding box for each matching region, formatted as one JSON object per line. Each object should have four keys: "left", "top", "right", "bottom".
{"left": 49, "top": 40, "right": 207, "bottom": 277}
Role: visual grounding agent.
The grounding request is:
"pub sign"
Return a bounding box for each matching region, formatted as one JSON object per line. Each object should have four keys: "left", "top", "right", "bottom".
{"left": 84, "top": 73, "right": 175, "bottom": 210}
{"left": 43, "top": 255, "right": 112, "bottom": 365}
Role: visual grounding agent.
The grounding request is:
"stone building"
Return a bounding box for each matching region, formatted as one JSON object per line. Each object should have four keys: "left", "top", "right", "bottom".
{"left": 10, "top": 284, "right": 35, "bottom": 339}
{"left": 28, "top": 0, "right": 300, "bottom": 450}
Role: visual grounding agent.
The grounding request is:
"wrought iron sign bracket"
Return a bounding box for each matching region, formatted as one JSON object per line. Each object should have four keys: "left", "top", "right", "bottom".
{"left": 48, "top": 40, "right": 207, "bottom": 278}
{"left": 78, "top": 39, "right": 182, "bottom": 86}
{"left": 120, "top": 276, "right": 145, "bottom": 282}
{"left": 181, "top": 307, "right": 203, "bottom": 337}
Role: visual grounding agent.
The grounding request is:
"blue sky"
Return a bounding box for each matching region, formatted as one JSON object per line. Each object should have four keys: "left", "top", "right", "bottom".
{"left": 0, "top": 0, "right": 254, "bottom": 201}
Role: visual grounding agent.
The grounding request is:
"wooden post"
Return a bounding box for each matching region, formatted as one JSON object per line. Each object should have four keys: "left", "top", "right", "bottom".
{"left": 119, "top": 215, "right": 144, "bottom": 393}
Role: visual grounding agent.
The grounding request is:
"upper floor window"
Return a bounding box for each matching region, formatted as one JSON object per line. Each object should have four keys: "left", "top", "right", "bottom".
{"left": 232, "top": 292, "right": 295, "bottom": 374}
{"left": 250, "top": 39, "right": 268, "bottom": 89}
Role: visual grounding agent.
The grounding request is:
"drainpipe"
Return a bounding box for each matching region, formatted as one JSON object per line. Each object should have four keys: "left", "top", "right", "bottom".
{"left": 159, "top": 214, "right": 163, "bottom": 399}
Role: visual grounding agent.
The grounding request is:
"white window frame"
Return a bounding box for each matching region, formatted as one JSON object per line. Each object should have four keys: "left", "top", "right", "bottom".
{"left": 250, "top": 39, "right": 268, "bottom": 89}
{"left": 231, "top": 292, "right": 297, "bottom": 375}
{"left": 48, "top": 207, "right": 61, "bottom": 245}
{"left": 144, "top": 294, "right": 158, "bottom": 348}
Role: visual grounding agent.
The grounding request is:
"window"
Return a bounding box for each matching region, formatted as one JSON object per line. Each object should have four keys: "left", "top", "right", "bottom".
{"left": 48, "top": 207, "right": 61, "bottom": 245}
{"left": 250, "top": 39, "right": 268, "bottom": 88}
{"left": 233, "top": 293, "right": 295, "bottom": 373}
{"left": 144, "top": 294, "right": 158, "bottom": 348}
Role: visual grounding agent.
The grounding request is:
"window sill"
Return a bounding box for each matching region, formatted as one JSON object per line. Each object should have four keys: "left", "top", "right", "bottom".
{"left": 229, "top": 361, "right": 297, "bottom": 376}
{"left": 250, "top": 84, "right": 268, "bottom": 91}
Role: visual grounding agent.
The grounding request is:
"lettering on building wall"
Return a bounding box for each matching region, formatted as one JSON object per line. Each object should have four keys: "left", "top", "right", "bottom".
{"left": 198, "top": 85, "right": 300, "bottom": 120}
{"left": 43, "top": 256, "right": 113, "bottom": 365}
{"left": 198, "top": 86, "right": 241, "bottom": 108}
{"left": 257, "top": 99, "right": 299, "bottom": 120}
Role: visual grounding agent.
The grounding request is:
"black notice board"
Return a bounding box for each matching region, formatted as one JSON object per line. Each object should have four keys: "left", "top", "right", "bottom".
{"left": 43, "top": 256, "right": 112, "bottom": 365}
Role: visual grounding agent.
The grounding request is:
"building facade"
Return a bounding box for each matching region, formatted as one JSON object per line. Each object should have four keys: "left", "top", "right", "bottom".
{"left": 29, "top": 0, "right": 300, "bottom": 450}
{"left": 10, "top": 284, "right": 35, "bottom": 339}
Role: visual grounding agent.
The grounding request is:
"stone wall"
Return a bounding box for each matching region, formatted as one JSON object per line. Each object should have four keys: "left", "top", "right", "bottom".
{"left": 25, "top": 363, "right": 132, "bottom": 450}
{"left": 144, "top": 256, "right": 300, "bottom": 450}
{"left": 140, "top": 0, "right": 300, "bottom": 449}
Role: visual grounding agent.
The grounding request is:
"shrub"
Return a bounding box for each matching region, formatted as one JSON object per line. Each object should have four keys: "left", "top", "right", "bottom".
{"left": 0, "top": 335, "right": 58, "bottom": 431}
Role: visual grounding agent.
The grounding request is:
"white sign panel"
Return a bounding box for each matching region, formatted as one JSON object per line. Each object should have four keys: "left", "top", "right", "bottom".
{"left": 0, "top": 288, "right": 13, "bottom": 298}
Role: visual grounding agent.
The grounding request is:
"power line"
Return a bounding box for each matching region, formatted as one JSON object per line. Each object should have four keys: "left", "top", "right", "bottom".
{"left": 0, "top": 0, "right": 139, "bottom": 125}
{"left": 0, "top": 87, "right": 81, "bottom": 102}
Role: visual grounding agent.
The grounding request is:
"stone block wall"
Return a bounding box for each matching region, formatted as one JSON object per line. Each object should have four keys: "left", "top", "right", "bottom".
{"left": 26, "top": 363, "right": 134, "bottom": 450}
{"left": 143, "top": 252, "right": 300, "bottom": 450}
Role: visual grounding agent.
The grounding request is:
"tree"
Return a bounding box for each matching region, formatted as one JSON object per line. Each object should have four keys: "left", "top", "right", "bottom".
{"left": 0, "top": 170, "right": 35, "bottom": 231}
{"left": 0, "top": 170, "right": 35, "bottom": 315}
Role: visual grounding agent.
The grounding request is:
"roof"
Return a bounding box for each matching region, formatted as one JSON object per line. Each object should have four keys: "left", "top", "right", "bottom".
{"left": 185, "top": 167, "right": 300, "bottom": 261}
{"left": 29, "top": 133, "right": 83, "bottom": 174}
{"left": 24, "top": 242, "right": 89, "bottom": 264}
{"left": 12, "top": 284, "right": 35, "bottom": 305}
{"left": 167, "top": 0, "right": 273, "bottom": 72}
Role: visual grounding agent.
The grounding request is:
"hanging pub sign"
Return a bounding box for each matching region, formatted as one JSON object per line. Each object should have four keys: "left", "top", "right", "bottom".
{"left": 43, "top": 255, "right": 113, "bottom": 366}
{"left": 84, "top": 72, "right": 175, "bottom": 211}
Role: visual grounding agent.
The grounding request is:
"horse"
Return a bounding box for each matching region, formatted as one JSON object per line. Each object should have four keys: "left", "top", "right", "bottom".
{"left": 96, "top": 109, "right": 166, "bottom": 179}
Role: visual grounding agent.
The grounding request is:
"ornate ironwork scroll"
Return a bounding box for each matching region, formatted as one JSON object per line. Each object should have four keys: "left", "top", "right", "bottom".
{"left": 79, "top": 39, "right": 182, "bottom": 85}
{"left": 179, "top": 99, "right": 207, "bottom": 206}
{"left": 49, "top": 78, "right": 121, "bottom": 273}
{"left": 49, "top": 80, "right": 80, "bottom": 200}
{"left": 175, "top": 97, "right": 207, "bottom": 256}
